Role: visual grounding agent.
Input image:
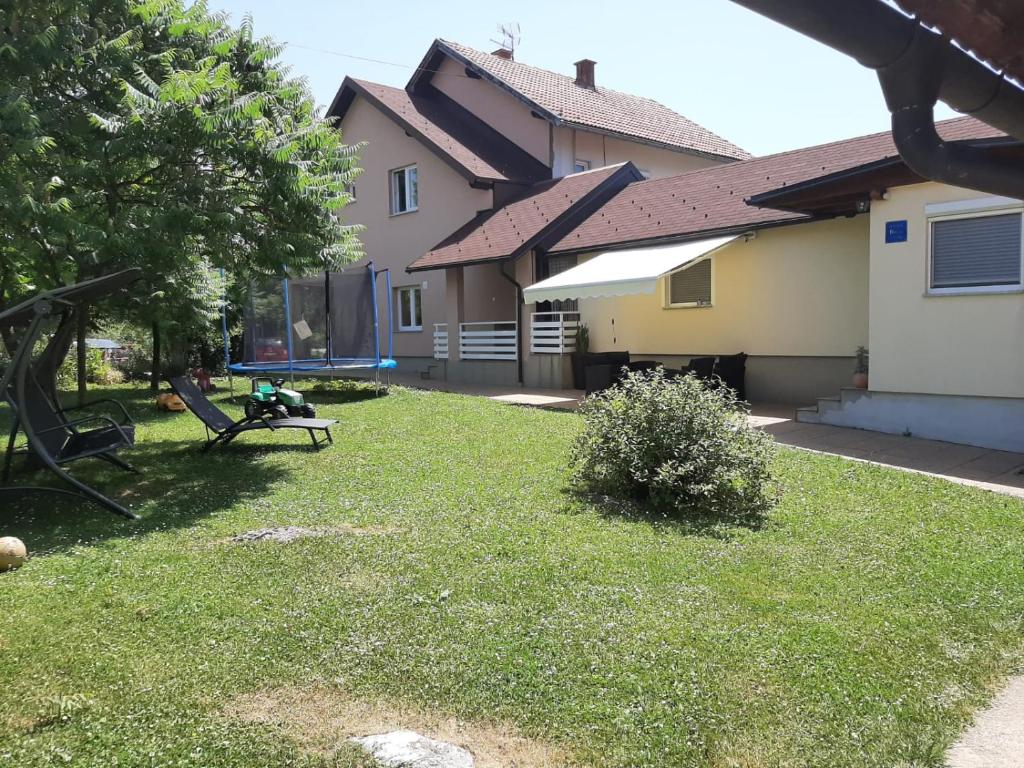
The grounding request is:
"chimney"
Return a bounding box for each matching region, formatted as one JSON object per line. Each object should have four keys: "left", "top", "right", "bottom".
{"left": 491, "top": 47, "right": 513, "bottom": 60}
{"left": 574, "top": 59, "right": 596, "bottom": 89}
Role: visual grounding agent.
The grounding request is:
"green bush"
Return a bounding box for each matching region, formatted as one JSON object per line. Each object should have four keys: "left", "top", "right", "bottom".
{"left": 56, "top": 348, "right": 123, "bottom": 389}
{"left": 572, "top": 368, "right": 776, "bottom": 519}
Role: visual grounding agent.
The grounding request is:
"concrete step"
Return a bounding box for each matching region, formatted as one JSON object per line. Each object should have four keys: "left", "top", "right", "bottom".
{"left": 795, "top": 405, "right": 822, "bottom": 424}
{"left": 798, "top": 387, "right": 870, "bottom": 425}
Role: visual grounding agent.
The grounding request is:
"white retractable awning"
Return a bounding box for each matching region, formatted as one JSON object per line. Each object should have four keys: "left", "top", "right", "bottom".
{"left": 524, "top": 235, "right": 739, "bottom": 304}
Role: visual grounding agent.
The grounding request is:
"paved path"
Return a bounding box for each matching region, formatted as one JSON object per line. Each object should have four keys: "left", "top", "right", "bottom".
{"left": 946, "top": 676, "right": 1024, "bottom": 767}
{"left": 750, "top": 406, "right": 1024, "bottom": 498}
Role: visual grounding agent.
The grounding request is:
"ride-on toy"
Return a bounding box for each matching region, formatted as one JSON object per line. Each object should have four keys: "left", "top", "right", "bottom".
{"left": 244, "top": 377, "right": 316, "bottom": 420}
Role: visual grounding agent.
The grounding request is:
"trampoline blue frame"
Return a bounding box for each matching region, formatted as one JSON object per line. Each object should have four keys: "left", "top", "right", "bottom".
{"left": 224, "top": 264, "right": 397, "bottom": 376}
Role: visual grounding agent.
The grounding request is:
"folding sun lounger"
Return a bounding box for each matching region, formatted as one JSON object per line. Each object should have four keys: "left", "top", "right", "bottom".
{"left": 167, "top": 376, "right": 335, "bottom": 452}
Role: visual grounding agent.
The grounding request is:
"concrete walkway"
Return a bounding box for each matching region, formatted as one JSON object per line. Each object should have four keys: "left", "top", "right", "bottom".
{"left": 750, "top": 405, "right": 1024, "bottom": 498}
{"left": 946, "top": 676, "right": 1024, "bottom": 768}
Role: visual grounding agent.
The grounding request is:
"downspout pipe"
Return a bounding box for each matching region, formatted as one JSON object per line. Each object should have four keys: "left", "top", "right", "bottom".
{"left": 499, "top": 260, "right": 525, "bottom": 385}
{"left": 878, "top": 26, "right": 1024, "bottom": 199}
{"left": 731, "top": 0, "right": 1024, "bottom": 198}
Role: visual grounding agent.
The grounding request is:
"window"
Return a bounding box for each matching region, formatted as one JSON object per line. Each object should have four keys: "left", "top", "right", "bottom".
{"left": 538, "top": 253, "right": 578, "bottom": 312}
{"left": 346, "top": 182, "right": 356, "bottom": 201}
{"left": 389, "top": 165, "right": 418, "bottom": 215}
{"left": 396, "top": 286, "right": 422, "bottom": 331}
{"left": 573, "top": 159, "right": 591, "bottom": 173}
{"left": 929, "top": 208, "right": 1023, "bottom": 294}
{"left": 667, "top": 259, "right": 712, "bottom": 307}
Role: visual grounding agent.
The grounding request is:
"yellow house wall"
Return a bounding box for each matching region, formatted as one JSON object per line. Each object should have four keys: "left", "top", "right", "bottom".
{"left": 339, "top": 95, "right": 492, "bottom": 359}
{"left": 868, "top": 182, "right": 1024, "bottom": 398}
{"left": 579, "top": 216, "right": 869, "bottom": 357}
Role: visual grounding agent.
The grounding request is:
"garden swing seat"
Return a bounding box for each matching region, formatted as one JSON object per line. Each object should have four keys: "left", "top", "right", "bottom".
{"left": 0, "top": 270, "right": 143, "bottom": 520}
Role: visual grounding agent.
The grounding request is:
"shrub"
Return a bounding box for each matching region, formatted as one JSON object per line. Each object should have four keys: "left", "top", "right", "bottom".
{"left": 55, "top": 348, "right": 124, "bottom": 389}
{"left": 571, "top": 368, "right": 776, "bottom": 519}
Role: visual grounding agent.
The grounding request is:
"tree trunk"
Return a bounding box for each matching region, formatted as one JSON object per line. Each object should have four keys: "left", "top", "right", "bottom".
{"left": 150, "top": 321, "right": 161, "bottom": 392}
{"left": 76, "top": 306, "right": 88, "bottom": 406}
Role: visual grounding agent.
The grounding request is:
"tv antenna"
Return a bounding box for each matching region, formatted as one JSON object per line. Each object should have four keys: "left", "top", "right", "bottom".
{"left": 490, "top": 23, "right": 521, "bottom": 57}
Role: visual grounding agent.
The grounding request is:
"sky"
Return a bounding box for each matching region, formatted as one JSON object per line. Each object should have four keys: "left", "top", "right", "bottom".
{"left": 207, "top": 0, "right": 956, "bottom": 158}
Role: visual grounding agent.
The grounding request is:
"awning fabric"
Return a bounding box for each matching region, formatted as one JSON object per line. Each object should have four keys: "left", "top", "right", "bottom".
{"left": 524, "top": 235, "right": 739, "bottom": 304}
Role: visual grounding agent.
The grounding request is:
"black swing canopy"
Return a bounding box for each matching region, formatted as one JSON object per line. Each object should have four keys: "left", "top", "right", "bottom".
{"left": 1, "top": 270, "right": 142, "bottom": 519}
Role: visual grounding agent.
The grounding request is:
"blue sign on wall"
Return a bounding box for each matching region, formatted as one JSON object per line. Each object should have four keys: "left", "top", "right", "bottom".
{"left": 885, "top": 220, "right": 908, "bottom": 243}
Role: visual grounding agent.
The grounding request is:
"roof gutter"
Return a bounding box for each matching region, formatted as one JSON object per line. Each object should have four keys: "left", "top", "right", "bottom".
{"left": 730, "top": 0, "right": 1024, "bottom": 198}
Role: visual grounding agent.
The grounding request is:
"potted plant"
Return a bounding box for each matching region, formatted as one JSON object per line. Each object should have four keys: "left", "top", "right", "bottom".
{"left": 852, "top": 346, "right": 869, "bottom": 389}
{"left": 571, "top": 323, "right": 590, "bottom": 390}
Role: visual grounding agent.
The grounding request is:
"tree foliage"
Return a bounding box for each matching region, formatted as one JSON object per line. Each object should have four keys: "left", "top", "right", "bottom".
{"left": 0, "top": 0, "right": 362, "bottom": 380}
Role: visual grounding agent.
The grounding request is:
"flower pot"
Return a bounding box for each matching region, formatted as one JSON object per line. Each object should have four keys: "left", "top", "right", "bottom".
{"left": 852, "top": 372, "right": 868, "bottom": 389}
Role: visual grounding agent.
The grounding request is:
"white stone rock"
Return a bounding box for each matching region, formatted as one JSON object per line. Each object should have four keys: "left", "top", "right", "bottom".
{"left": 350, "top": 729, "right": 474, "bottom": 768}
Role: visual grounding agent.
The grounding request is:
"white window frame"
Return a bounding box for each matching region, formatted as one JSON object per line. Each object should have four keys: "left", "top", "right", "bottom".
{"left": 573, "top": 159, "right": 591, "bottom": 173}
{"left": 389, "top": 164, "right": 418, "bottom": 216}
{"left": 664, "top": 256, "right": 714, "bottom": 309}
{"left": 925, "top": 198, "right": 1024, "bottom": 296}
{"left": 396, "top": 285, "right": 423, "bottom": 331}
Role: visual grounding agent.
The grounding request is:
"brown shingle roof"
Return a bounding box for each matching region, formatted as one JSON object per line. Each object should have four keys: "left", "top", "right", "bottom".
{"left": 426, "top": 40, "right": 752, "bottom": 162}
{"left": 550, "top": 116, "right": 1004, "bottom": 254}
{"left": 409, "top": 163, "right": 642, "bottom": 271}
{"left": 329, "top": 78, "right": 548, "bottom": 185}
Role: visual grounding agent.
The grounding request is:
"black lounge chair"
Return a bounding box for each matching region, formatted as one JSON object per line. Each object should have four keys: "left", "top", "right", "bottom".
{"left": 168, "top": 375, "right": 335, "bottom": 452}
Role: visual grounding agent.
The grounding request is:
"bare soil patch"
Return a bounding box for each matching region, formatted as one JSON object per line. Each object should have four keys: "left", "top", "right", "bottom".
{"left": 225, "top": 685, "right": 571, "bottom": 767}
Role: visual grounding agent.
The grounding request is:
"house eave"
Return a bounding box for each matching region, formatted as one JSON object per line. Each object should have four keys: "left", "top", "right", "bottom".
{"left": 327, "top": 77, "right": 505, "bottom": 188}
{"left": 408, "top": 162, "right": 645, "bottom": 272}
{"left": 546, "top": 217, "right": 827, "bottom": 257}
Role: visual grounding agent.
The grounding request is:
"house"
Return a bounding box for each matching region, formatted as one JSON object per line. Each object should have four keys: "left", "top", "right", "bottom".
{"left": 331, "top": 40, "right": 1024, "bottom": 453}
{"left": 327, "top": 39, "right": 749, "bottom": 380}
{"left": 412, "top": 115, "right": 1024, "bottom": 451}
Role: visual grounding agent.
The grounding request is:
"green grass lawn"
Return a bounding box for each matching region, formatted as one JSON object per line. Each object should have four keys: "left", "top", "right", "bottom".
{"left": 1, "top": 383, "right": 1022, "bottom": 767}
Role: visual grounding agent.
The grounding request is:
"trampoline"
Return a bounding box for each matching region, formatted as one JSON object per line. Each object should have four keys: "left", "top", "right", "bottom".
{"left": 227, "top": 264, "right": 397, "bottom": 386}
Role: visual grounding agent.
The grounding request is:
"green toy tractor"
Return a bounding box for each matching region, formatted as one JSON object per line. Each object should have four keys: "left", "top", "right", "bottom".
{"left": 244, "top": 377, "right": 316, "bottom": 420}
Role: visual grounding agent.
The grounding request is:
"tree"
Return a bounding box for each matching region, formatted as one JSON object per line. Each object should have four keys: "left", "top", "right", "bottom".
{"left": 0, "top": 0, "right": 362, "bottom": 395}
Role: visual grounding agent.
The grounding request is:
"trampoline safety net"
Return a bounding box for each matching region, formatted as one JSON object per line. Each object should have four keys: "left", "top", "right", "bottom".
{"left": 234, "top": 265, "right": 395, "bottom": 374}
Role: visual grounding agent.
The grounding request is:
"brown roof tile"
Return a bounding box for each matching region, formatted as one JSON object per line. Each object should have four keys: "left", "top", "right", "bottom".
{"left": 431, "top": 40, "right": 752, "bottom": 161}
{"left": 409, "top": 164, "right": 641, "bottom": 271}
{"left": 550, "top": 116, "right": 1003, "bottom": 253}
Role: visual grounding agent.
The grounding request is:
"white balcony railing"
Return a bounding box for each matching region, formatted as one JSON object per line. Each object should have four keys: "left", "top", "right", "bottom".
{"left": 433, "top": 323, "right": 449, "bottom": 360}
{"left": 459, "top": 321, "right": 518, "bottom": 361}
{"left": 530, "top": 311, "right": 579, "bottom": 354}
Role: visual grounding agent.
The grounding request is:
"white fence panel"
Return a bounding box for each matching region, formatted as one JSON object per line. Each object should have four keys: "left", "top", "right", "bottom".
{"left": 459, "top": 321, "right": 517, "bottom": 361}
{"left": 433, "top": 323, "right": 449, "bottom": 360}
{"left": 530, "top": 312, "right": 579, "bottom": 354}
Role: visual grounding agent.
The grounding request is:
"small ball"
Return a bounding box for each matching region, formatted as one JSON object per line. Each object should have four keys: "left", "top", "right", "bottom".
{"left": 0, "top": 537, "right": 27, "bottom": 572}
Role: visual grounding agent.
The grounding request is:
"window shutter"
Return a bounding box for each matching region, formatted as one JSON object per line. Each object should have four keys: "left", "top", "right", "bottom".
{"left": 932, "top": 213, "right": 1022, "bottom": 288}
{"left": 670, "top": 259, "right": 712, "bottom": 305}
